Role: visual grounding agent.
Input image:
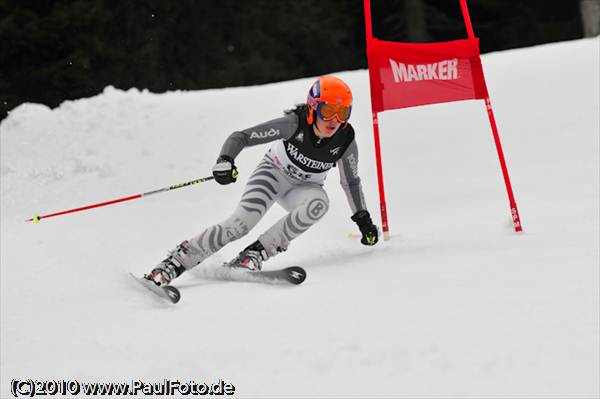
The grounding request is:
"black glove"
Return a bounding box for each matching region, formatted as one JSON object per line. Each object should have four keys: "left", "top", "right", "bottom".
{"left": 212, "top": 155, "right": 238, "bottom": 185}
{"left": 351, "top": 210, "right": 379, "bottom": 246}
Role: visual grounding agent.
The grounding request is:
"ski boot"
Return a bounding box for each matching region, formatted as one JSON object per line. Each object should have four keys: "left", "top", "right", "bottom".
{"left": 226, "top": 240, "right": 269, "bottom": 271}
{"left": 145, "top": 241, "right": 190, "bottom": 286}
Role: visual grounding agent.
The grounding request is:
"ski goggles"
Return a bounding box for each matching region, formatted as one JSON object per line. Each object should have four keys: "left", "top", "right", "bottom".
{"left": 317, "top": 102, "right": 352, "bottom": 123}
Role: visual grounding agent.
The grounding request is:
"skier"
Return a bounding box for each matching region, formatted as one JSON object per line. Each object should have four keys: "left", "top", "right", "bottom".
{"left": 145, "top": 75, "right": 379, "bottom": 286}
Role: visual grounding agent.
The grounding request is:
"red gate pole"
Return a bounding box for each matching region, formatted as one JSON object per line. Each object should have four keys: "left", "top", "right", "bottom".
{"left": 363, "top": 0, "right": 391, "bottom": 240}
{"left": 459, "top": 0, "right": 523, "bottom": 232}
{"left": 371, "top": 113, "right": 390, "bottom": 240}
{"left": 484, "top": 97, "right": 523, "bottom": 231}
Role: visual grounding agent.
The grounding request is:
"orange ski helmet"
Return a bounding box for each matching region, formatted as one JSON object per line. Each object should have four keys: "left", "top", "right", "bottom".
{"left": 306, "top": 76, "right": 353, "bottom": 125}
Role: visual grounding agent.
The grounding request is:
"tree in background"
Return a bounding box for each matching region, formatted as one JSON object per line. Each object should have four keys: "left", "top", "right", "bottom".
{"left": 580, "top": 0, "right": 600, "bottom": 37}
{"left": 0, "top": 0, "right": 366, "bottom": 115}
{"left": 0, "top": 0, "right": 585, "bottom": 117}
{"left": 372, "top": 0, "right": 583, "bottom": 53}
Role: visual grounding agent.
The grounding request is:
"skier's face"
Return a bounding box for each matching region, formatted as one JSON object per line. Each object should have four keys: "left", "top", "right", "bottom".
{"left": 314, "top": 114, "right": 341, "bottom": 138}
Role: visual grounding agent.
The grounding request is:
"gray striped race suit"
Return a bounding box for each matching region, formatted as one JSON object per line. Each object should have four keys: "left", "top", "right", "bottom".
{"left": 175, "top": 107, "right": 369, "bottom": 269}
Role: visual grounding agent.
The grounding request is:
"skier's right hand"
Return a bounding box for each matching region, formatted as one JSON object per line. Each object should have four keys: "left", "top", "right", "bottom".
{"left": 212, "top": 155, "right": 238, "bottom": 185}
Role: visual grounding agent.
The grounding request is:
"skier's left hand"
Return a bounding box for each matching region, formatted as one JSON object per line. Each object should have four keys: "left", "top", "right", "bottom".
{"left": 351, "top": 210, "right": 379, "bottom": 246}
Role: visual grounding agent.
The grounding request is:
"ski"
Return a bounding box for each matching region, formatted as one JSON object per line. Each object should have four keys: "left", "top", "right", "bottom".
{"left": 197, "top": 265, "right": 307, "bottom": 285}
{"left": 242, "top": 265, "right": 307, "bottom": 285}
{"left": 130, "top": 266, "right": 306, "bottom": 303}
{"left": 129, "top": 272, "right": 181, "bottom": 304}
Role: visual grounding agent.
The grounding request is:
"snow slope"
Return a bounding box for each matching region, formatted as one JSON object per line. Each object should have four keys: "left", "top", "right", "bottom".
{"left": 1, "top": 38, "right": 599, "bottom": 398}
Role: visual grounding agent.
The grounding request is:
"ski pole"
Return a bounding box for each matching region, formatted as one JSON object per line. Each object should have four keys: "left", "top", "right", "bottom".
{"left": 26, "top": 176, "right": 215, "bottom": 224}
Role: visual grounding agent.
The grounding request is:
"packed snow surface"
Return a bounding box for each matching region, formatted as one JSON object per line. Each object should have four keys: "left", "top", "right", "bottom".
{"left": 1, "top": 38, "right": 599, "bottom": 398}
